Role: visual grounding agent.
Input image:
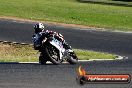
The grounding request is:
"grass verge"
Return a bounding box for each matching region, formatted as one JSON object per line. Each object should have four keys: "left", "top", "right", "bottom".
{"left": 0, "top": 0, "right": 131, "bottom": 31}
{"left": 0, "top": 42, "right": 115, "bottom": 62}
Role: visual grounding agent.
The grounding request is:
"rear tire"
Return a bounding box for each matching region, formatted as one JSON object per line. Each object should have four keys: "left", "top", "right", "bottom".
{"left": 39, "top": 54, "right": 47, "bottom": 65}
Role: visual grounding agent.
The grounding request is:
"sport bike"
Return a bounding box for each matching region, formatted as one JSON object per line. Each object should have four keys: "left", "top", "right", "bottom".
{"left": 32, "top": 33, "right": 78, "bottom": 65}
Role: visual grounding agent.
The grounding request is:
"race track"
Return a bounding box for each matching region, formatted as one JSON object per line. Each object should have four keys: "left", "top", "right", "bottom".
{"left": 0, "top": 19, "right": 132, "bottom": 88}
{"left": 0, "top": 19, "right": 132, "bottom": 55}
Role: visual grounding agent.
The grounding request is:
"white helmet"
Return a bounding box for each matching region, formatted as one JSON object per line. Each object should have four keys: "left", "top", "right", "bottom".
{"left": 34, "top": 23, "right": 44, "bottom": 32}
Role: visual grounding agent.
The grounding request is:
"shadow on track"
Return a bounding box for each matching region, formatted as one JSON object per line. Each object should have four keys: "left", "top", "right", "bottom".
{"left": 0, "top": 62, "right": 80, "bottom": 66}
{"left": 76, "top": 0, "right": 132, "bottom": 7}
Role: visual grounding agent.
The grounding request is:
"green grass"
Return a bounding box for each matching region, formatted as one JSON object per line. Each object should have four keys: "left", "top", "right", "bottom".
{"left": 75, "top": 49, "right": 115, "bottom": 60}
{"left": 0, "top": 43, "right": 38, "bottom": 62}
{"left": 0, "top": 0, "right": 131, "bottom": 31}
{"left": 0, "top": 43, "right": 115, "bottom": 62}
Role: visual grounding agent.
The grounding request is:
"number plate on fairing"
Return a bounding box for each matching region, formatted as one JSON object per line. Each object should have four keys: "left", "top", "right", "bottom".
{"left": 50, "top": 38, "right": 63, "bottom": 50}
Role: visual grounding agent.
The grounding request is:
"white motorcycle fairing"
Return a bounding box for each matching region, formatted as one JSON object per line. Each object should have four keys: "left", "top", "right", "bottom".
{"left": 49, "top": 38, "right": 65, "bottom": 60}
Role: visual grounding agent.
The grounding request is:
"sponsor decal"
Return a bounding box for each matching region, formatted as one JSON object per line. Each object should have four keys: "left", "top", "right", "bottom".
{"left": 76, "top": 66, "right": 131, "bottom": 85}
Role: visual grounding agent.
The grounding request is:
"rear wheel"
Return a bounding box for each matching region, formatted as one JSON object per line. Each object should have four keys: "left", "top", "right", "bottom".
{"left": 39, "top": 53, "right": 47, "bottom": 65}
{"left": 45, "top": 45, "right": 62, "bottom": 65}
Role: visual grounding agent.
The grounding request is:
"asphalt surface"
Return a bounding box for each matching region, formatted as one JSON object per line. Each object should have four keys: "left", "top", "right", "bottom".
{"left": 0, "top": 19, "right": 132, "bottom": 88}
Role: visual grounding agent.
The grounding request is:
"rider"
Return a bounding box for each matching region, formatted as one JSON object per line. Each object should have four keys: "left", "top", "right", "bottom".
{"left": 32, "top": 23, "right": 71, "bottom": 51}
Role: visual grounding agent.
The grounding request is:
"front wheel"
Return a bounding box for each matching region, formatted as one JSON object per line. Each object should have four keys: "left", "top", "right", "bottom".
{"left": 44, "top": 45, "right": 62, "bottom": 65}
{"left": 68, "top": 52, "right": 78, "bottom": 64}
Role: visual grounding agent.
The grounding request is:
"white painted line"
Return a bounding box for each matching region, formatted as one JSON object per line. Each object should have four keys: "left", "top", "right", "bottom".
{"left": 115, "top": 56, "right": 124, "bottom": 60}
{"left": 0, "top": 40, "right": 33, "bottom": 46}
{"left": 19, "top": 59, "right": 115, "bottom": 64}
{"left": 13, "top": 42, "right": 16, "bottom": 43}
{"left": 19, "top": 55, "right": 127, "bottom": 64}
{"left": 115, "top": 55, "right": 127, "bottom": 60}
{"left": 78, "top": 60, "right": 90, "bottom": 62}
{"left": 19, "top": 61, "right": 58, "bottom": 64}
{"left": 3, "top": 41, "right": 9, "bottom": 42}
{"left": 21, "top": 43, "right": 26, "bottom": 44}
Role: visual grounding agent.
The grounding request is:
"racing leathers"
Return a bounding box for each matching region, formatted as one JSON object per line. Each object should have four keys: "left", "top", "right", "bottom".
{"left": 32, "top": 29, "right": 71, "bottom": 51}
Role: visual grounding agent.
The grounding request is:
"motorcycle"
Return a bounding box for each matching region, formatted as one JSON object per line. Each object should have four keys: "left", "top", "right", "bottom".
{"left": 32, "top": 33, "right": 78, "bottom": 65}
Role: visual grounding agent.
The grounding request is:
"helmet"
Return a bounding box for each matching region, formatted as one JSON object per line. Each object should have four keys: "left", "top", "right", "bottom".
{"left": 34, "top": 23, "right": 44, "bottom": 33}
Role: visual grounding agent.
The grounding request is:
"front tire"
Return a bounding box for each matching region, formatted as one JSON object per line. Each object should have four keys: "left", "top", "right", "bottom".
{"left": 44, "top": 45, "right": 62, "bottom": 65}
{"left": 68, "top": 52, "right": 78, "bottom": 64}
